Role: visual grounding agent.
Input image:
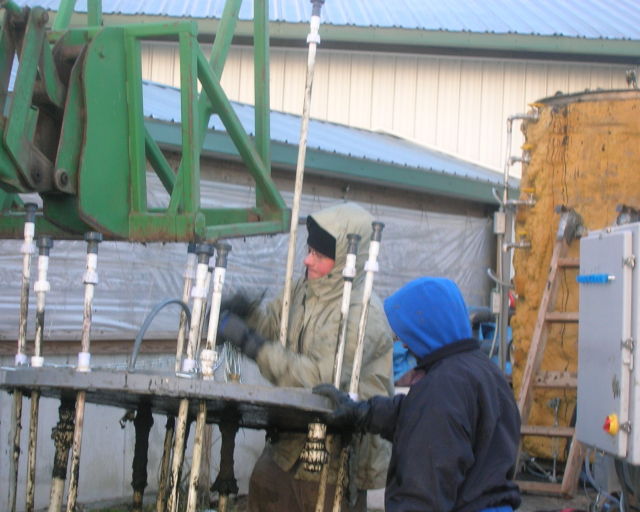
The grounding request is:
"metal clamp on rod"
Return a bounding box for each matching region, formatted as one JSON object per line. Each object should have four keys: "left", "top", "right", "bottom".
{"left": 32, "top": 236, "right": 53, "bottom": 367}
{"left": 182, "top": 243, "right": 214, "bottom": 374}
{"left": 201, "top": 242, "right": 232, "bottom": 378}
{"left": 314, "top": 233, "right": 360, "bottom": 512}
{"left": 168, "top": 244, "right": 213, "bottom": 512}
{"left": 333, "top": 233, "right": 360, "bottom": 387}
{"left": 350, "top": 222, "right": 384, "bottom": 399}
{"left": 16, "top": 202, "right": 37, "bottom": 366}
{"left": 77, "top": 231, "right": 102, "bottom": 372}
{"left": 66, "top": 231, "right": 103, "bottom": 512}
{"left": 175, "top": 242, "right": 197, "bottom": 372}
{"left": 25, "top": 236, "right": 54, "bottom": 512}
{"left": 331, "top": 222, "right": 385, "bottom": 512}
{"left": 278, "top": 0, "right": 325, "bottom": 347}
{"left": 9, "top": 202, "right": 37, "bottom": 512}
{"left": 187, "top": 242, "right": 232, "bottom": 512}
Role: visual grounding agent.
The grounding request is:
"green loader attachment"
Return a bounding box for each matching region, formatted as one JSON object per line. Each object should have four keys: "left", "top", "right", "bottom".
{"left": 0, "top": 0, "right": 289, "bottom": 241}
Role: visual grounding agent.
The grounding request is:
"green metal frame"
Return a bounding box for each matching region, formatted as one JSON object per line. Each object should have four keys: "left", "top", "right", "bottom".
{"left": 0, "top": 0, "right": 290, "bottom": 241}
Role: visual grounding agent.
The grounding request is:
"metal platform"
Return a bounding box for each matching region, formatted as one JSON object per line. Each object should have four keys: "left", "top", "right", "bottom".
{"left": 0, "top": 366, "right": 332, "bottom": 432}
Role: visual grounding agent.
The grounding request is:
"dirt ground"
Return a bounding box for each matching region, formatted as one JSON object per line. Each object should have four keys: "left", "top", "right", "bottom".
{"left": 89, "top": 489, "right": 596, "bottom": 511}
{"left": 517, "top": 491, "right": 593, "bottom": 512}
{"left": 220, "top": 491, "right": 595, "bottom": 511}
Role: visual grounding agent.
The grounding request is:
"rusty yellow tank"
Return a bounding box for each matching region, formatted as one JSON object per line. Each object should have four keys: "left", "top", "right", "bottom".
{"left": 512, "top": 89, "right": 640, "bottom": 460}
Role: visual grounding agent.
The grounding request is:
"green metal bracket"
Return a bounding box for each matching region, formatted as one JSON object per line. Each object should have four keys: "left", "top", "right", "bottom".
{"left": 0, "top": 0, "right": 290, "bottom": 242}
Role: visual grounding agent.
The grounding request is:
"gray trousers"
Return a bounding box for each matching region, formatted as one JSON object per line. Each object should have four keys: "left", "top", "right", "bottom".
{"left": 248, "top": 450, "right": 367, "bottom": 512}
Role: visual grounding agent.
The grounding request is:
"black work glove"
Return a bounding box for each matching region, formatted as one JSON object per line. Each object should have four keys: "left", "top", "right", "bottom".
{"left": 217, "top": 311, "right": 266, "bottom": 360}
{"left": 221, "top": 290, "right": 265, "bottom": 320}
{"left": 312, "top": 383, "right": 372, "bottom": 431}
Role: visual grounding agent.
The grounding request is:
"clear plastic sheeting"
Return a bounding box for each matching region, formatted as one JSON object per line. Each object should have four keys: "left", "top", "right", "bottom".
{"left": 0, "top": 180, "right": 493, "bottom": 343}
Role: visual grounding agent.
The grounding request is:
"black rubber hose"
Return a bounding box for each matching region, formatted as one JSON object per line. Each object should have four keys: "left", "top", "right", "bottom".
{"left": 128, "top": 299, "right": 191, "bottom": 370}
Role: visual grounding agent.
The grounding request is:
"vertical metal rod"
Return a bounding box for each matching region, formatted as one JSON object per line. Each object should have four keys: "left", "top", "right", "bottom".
{"left": 349, "top": 222, "right": 384, "bottom": 398}
{"left": 17, "top": 203, "right": 37, "bottom": 363}
{"left": 314, "top": 436, "right": 332, "bottom": 512}
{"left": 66, "top": 231, "right": 102, "bottom": 512}
{"left": 203, "top": 244, "right": 230, "bottom": 355}
{"left": 183, "top": 248, "right": 217, "bottom": 510}
{"left": 9, "top": 392, "right": 22, "bottom": 512}
{"left": 32, "top": 236, "right": 52, "bottom": 364}
{"left": 496, "top": 118, "right": 514, "bottom": 373}
{"left": 48, "top": 399, "right": 75, "bottom": 512}
{"left": 332, "top": 222, "right": 384, "bottom": 512}
{"left": 315, "top": 233, "right": 360, "bottom": 512}
{"left": 187, "top": 243, "right": 231, "bottom": 512}
{"left": 497, "top": 112, "right": 538, "bottom": 372}
{"left": 195, "top": 248, "right": 217, "bottom": 357}
{"left": 9, "top": 203, "right": 37, "bottom": 512}
{"left": 330, "top": 444, "right": 350, "bottom": 512}
{"left": 25, "top": 236, "right": 53, "bottom": 512}
{"left": 279, "top": 0, "right": 325, "bottom": 346}
{"left": 26, "top": 394, "right": 38, "bottom": 512}
{"left": 51, "top": 0, "right": 76, "bottom": 31}
{"left": 332, "top": 234, "right": 360, "bottom": 388}
{"left": 65, "top": 390, "right": 86, "bottom": 512}
{"left": 167, "top": 244, "right": 212, "bottom": 512}
{"left": 131, "top": 403, "right": 154, "bottom": 512}
{"left": 183, "top": 244, "right": 214, "bottom": 373}
{"left": 498, "top": 208, "right": 514, "bottom": 372}
{"left": 156, "top": 244, "right": 197, "bottom": 512}
{"left": 253, "top": 0, "right": 270, "bottom": 176}
{"left": 185, "top": 401, "right": 207, "bottom": 512}
{"left": 167, "top": 399, "right": 190, "bottom": 512}
{"left": 87, "top": 0, "right": 102, "bottom": 26}
{"left": 175, "top": 242, "right": 196, "bottom": 372}
{"left": 156, "top": 415, "right": 175, "bottom": 512}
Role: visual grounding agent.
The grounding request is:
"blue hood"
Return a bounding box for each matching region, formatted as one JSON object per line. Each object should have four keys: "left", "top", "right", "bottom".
{"left": 383, "top": 277, "right": 472, "bottom": 360}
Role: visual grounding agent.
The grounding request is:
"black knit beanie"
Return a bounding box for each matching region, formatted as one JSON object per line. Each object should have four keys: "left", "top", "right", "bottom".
{"left": 306, "top": 215, "right": 336, "bottom": 260}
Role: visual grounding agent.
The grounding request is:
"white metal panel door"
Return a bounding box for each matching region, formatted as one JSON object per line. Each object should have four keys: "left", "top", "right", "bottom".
{"left": 612, "top": 223, "right": 640, "bottom": 465}
{"left": 577, "top": 229, "right": 633, "bottom": 458}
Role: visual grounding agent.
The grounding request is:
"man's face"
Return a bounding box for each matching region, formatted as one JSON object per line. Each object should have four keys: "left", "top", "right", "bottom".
{"left": 304, "top": 246, "right": 335, "bottom": 280}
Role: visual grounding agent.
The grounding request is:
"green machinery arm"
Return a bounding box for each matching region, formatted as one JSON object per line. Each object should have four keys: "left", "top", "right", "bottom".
{"left": 0, "top": 0, "right": 290, "bottom": 241}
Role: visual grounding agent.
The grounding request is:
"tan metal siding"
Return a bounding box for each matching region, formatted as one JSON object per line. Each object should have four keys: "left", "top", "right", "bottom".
{"left": 414, "top": 58, "right": 441, "bottom": 146}
{"left": 370, "top": 54, "right": 396, "bottom": 132}
{"left": 326, "top": 52, "right": 352, "bottom": 125}
{"left": 141, "top": 42, "right": 633, "bottom": 173}
{"left": 479, "top": 60, "right": 505, "bottom": 166}
{"left": 392, "top": 56, "right": 419, "bottom": 136}
{"left": 310, "top": 52, "right": 330, "bottom": 120}
{"left": 348, "top": 53, "right": 374, "bottom": 128}
{"left": 458, "top": 60, "right": 484, "bottom": 161}
{"left": 282, "top": 50, "right": 307, "bottom": 114}
{"left": 436, "top": 59, "right": 462, "bottom": 155}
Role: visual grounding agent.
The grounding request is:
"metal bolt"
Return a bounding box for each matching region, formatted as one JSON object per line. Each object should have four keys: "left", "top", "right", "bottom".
{"left": 37, "top": 236, "right": 53, "bottom": 255}
{"left": 24, "top": 203, "right": 37, "bottom": 223}
{"left": 84, "top": 231, "right": 103, "bottom": 253}
{"left": 195, "top": 243, "right": 214, "bottom": 264}
{"left": 214, "top": 242, "right": 232, "bottom": 268}
{"left": 371, "top": 221, "right": 385, "bottom": 242}
{"left": 54, "top": 169, "right": 69, "bottom": 189}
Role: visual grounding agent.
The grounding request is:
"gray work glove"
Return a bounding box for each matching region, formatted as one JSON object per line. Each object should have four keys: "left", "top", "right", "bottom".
{"left": 312, "top": 383, "right": 372, "bottom": 431}
{"left": 217, "top": 311, "right": 266, "bottom": 360}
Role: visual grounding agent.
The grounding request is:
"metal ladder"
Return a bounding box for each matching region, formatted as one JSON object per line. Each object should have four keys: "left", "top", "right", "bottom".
{"left": 516, "top": 207, "right": 585, "bottom": 496}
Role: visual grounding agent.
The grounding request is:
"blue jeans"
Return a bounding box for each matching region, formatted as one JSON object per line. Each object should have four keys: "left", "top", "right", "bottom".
{"left": 480, "top": 507, "right": 513, "bottom": 512}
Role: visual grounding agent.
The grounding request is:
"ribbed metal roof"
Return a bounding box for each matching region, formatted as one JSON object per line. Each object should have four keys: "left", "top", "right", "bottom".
{"left": 142, "top": 80, "right": 503, "bottom": 187}
{"left": 21, "top": 0, "right": 640, "bottom": 40}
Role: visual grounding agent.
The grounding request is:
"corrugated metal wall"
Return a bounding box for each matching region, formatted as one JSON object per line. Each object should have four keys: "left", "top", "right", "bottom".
{"left": 141, "top": 42, "right": 632, "bottom": 173}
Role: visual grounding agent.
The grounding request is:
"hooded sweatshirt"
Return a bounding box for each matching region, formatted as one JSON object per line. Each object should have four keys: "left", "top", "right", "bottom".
{"left": 368, "top": 277, "right": 521, "bottom": 512}
{"left": 250, "top": 202, "right": 394, "bottom": 489}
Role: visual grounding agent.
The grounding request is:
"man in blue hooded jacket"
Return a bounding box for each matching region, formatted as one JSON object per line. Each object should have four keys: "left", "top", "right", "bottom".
{"left": 314, "top": 277, "right": 521, "bottom": 512}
